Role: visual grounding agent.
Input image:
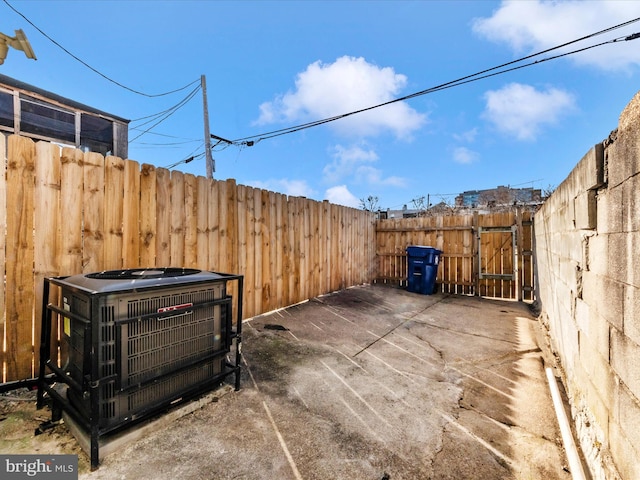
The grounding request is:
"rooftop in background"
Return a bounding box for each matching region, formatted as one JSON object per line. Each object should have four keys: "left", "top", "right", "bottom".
{"left": 455, "top": 185, "right": 542, "bottom": 208}
{"left": 380, "top": 185, "right": 544, "bottom": 219}
{"left": 0, "top": 73, "right": 129, "bottom": 158}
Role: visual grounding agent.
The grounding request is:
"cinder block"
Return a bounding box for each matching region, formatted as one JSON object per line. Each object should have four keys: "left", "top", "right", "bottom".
{"left": 587, "top": 234, "right": 608, "bottom": 275}
{"left": 596, "top": 189, "right": 610, "bottom": 234}
{"left": 608, "top": 417, "right": 640, "bottom": 480}
{"left": 629, "top": 231, "right": 640, "bottom": 286}
{"left": 573, "top": 144, "right": 606, "bottom": 192}
{"left": 568, "top": 195, "right": 577, "bottom": 229}
{"left": 603, "top": 185, "right": 624, "bottom": 234}
{"left": 558, "top": 313, "right": 580, "bottom": 367}
{"left": 608, "top": 233, "right": 628, "bottom": 284}
{"left": 622, "top": 174, "right": 640, "bottom": 233}
{"left": 606, "top": 138, "right": 640, "bottom": 190}
{"left": 560, "top": 259, "right": 579, "bottom": 290}
{"left": 608, "top": 96, "right": 640, "bottom": 188}
{"left": 624, "top": 284, "right": 640, "bottom": 346}
{"left": 613, "top": 382, "right": 640, "bottom": 458}
{"left": 574, "top": 190, "right": 597, "bottom": 230}
{"left": 582, "top": 271, "right": 598, "bottom": 305}
{"left": 597, "top": 276, "right": 624, "bottom": 331}
{"left": 576, "top": 298, "right": 610, "bottom": 360}
{"left": 579, "top": 336, "right": 615, "bottom": 403}
{"left": 573, "top": 359, "right": 611, "bottom": 438}
{"left": 610, "top": 328, "right": 640, "bottom": 398}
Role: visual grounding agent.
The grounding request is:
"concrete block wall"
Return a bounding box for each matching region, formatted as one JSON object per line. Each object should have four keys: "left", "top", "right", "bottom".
{"left": 534, "top": 90, "right": 640, "bottom": 480}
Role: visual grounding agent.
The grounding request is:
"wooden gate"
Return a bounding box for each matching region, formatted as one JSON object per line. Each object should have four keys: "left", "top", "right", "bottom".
{"left": 374, "top": 210, "right": 535, "bottom": 301}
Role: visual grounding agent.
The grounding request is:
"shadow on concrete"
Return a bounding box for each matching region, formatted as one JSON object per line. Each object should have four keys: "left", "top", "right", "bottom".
{"left": 1, "top": 285, "right": 571, "bottom": 479}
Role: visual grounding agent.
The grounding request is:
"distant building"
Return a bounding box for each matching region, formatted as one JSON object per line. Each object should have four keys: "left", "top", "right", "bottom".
{"left": 0, "top": 73, "right": 129, "bottom": 158}
{"left": 455, "top": 185, "right": 542, "bottom": 209}
{"left": 378, "top": 186, "right": 543, "bottom": 218}
{"left": 380, "top": 201, "right": 453, "bottom": 219}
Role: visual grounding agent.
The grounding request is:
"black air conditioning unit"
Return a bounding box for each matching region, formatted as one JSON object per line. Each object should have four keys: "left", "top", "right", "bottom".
{"left": 36, "top": 268, "right": 243, "bottom": 470}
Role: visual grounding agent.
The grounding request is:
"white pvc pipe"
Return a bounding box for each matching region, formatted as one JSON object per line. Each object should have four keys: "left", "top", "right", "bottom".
{"left": 546, "top": 367, "right": 587, "bottom": 480}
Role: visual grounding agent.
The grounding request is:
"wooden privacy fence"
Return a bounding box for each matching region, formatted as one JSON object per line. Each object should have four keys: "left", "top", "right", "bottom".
{"left": 374, "top": 211, "right": 535, "bottom": 300}
{"left": 0, "top": 135, "right": 377, "bottom": 382}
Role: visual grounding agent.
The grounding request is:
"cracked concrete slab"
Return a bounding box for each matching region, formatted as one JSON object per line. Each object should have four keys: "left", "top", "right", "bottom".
{"left": 2, "top": 285, "right": 576, "bottom": 479}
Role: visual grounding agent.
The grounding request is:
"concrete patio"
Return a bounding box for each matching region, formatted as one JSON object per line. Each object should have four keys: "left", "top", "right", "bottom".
{"left": 79, "top": 284, "right": 574, "bottom": 479}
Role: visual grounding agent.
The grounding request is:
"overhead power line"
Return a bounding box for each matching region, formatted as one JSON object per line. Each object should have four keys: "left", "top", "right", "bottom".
{"left": 129, "top": 84, "right": 201, "bottom": 143}
{"left": 219, "top": 17, "right": 640, "bottom": 148}
{"left": 2, "top": 0, "right": 200, "bottom": 97}
{"left": 164, "top": 150, "right": 205, "bottom": 170}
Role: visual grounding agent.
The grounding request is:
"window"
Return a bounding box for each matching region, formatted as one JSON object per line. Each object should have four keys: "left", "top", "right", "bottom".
{"left": 81, "top": 113, "right": 113, "bottom": 155}
{"left": 20, "top": 95, "right": 75, "bottom": 142}
{"left": 0, "top": 90, "right": 13, "bottom": 129}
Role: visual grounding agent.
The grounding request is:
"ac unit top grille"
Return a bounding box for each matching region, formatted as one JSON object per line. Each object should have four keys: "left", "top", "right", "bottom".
{"left": 86, "top": 268, "right": 200, "bottom": 280}
{"left": 54, "top": 268, "right": 227, "bottom": 295}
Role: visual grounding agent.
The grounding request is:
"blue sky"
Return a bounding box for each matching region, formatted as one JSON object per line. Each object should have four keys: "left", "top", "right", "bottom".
{"left": 2, "top": 0, "right": 640, "bottom": 210}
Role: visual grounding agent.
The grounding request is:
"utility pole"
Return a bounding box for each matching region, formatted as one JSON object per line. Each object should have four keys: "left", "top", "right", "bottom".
{"left": 202, "top": 74, "right": 214, "bottom": 179}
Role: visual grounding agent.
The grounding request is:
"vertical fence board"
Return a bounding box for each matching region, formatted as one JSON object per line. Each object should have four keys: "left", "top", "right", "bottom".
{"left": 155, "top": 168, "right": 171, "bottom": 267}
{"left": 332, "top": 206, "right": 340, "bottom": 291}
{"left": 139, "top": 164, "right": 157, "bottom": 267}
{"left": 267, "top": 192, "right": 282, "bottom": 310}
{"left": 122, "top": 159, "right": 140, "bottom": 268}
{"left": 0, "top": 135, "right": 6, "bottom": 380}
{"left": 241, "top": 186, "right": 254, "bottom": 317}
{"left": 170, "top": 171, "right": 185, "bottom": 267}
{"left": 59, "top": 148, "right": 84, "bottom": 274}
{"left": 82, "top": 152, "right": 105, "bottom": 273}
{"left": 282, "top": 195, "right": 292, "bottom": 306}
{"left": 222, "top": 179, "right": 238, "bottom": 315}
{"left": 320, "top": 201, "right": 329, "bottom": 292}
{"left": 196, "top": 176, "right": 209, "bottom": 269}
{"left": 311, "top": 201, "right": 319, "bottom": 297}
{"left": 226, "top": 179, "right": 238, "bottom": 275}
{"left": 236, "top": 185, "right": 248, "bottom": 317}
{"left": 183, "top": 174, "right": 198, "bottom": 268}
{"left": 34, "top": 142, "right": 60, "bottom": 374}
{"left": 274, "top": 193, "right": 284, "bottom": 307}
{"left": 253, "top": 188, "right": 263, "bottom": 315}
{"left": 208, "top": 181, "right": 220, "bottom": 271}
{"left": 268, "top": 191, "right": 277, "bottom": 312}
{"left": 300, "top": 198, "right": 310, "bottom": 302}
{"left": 289, "top": 197, "right": 298, "bottom": 303}
{"left": 217, "top": 180, "right": 228, "bottom": 272}
{"left": 261, "top": 190, "right": 272, "bottom": 313}
{"left": 104, "top": 156, "right": 124, "bottom": 270}
{"left": 6, "top": 136, "right": 36, "bottom": 380}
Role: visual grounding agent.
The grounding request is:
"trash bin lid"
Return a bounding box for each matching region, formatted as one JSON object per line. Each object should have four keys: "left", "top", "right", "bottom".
{"left": 406, "top": 245, "right": 442, "bottom": 256}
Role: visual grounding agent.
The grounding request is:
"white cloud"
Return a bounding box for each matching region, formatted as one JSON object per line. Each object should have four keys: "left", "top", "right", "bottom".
{"left": 453, "top": 128, "right": 478, "bottom": 143}
{"left": 247, "top": 178, "right": 315, "bottom": 197}
{"left": 473, "top": 0, "right": 640, "bottom": 70}
{"left": 453, "top": 147, "right": 479, "bottom": 164}
{"left": 323, "top": 144, "right": 378, "bottom": 183}
{"left": 323, "top": 144, "right": 407, "bottom": 187}
{"left": 324, "top": 185, "right": 360, "bottom": 208}
{"left": 255, "top": 56, "right": 427, "bottom": 139}
{"left": 355, "top": 165, "right": 406, "bottom": 187}
{"left": 482, "top": 83, "right": 576, "bottom": 140}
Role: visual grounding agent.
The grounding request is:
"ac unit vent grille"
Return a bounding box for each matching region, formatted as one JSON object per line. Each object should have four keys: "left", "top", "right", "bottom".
{"left": 126, "top": 287, "right": 218, "bottom": 318}
{"left": 127, "top": 358, "right": 222, "bottom": 412}
{"left": 100, "top": 305, "right": 116, "bottom": 378}
{"left": 122, "top": 305, "right": 222, "bottom": 388}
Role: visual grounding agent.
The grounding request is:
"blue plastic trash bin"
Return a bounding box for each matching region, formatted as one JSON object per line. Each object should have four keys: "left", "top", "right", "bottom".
{"left": 406, "top": 245, "right": 442, "bottom": 295}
